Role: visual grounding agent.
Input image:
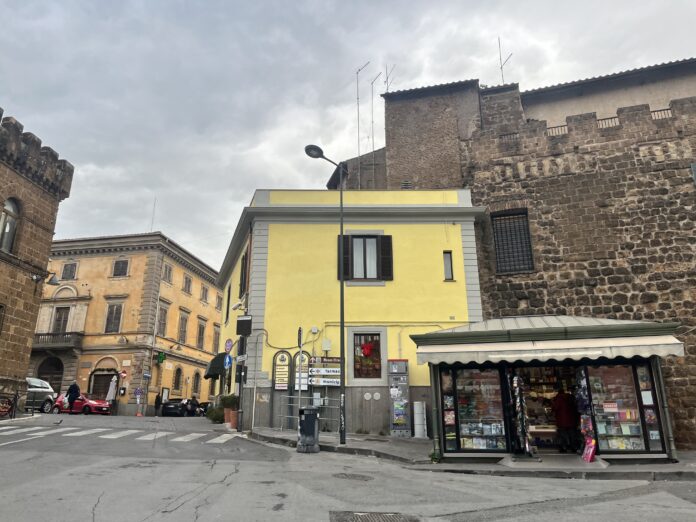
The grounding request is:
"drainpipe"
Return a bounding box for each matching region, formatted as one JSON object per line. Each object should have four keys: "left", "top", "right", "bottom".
{"left": 651, "top": 356, "right": 678, "bottom": 462}
{"left": 429, "top": 363, "right": 441, "bottom": 460}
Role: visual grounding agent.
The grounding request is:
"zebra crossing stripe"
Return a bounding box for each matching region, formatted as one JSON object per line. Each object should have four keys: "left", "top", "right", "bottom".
{"left": 0, "top": 426, "right": 44, "bottom": 436}
{"left": 99, "top": 430, "right": 142, "bottom": 439}
{"left": 205, "top": 434, "right": 237, "bottom": 444}
{"left": 0, "top": 426, "right": 22, "bottom": 432}
{"left": 25, "top": 427, "right": 79, "bottom": 436}
{"left": 170, "top": 433, "right": 206, "bottom": 442}
{"left": 63, "top": 428, "right": 110, "bottom": 437}
{"left": 135, "top": 432, "right": 172, "bottom": 441}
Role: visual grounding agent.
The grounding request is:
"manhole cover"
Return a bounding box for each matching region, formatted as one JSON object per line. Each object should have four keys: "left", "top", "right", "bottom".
{"left": 330, "top": 512, "right": 420, "bottom": 522}
{"left": 332, "top": 473, "right": 374, "bottom": 481}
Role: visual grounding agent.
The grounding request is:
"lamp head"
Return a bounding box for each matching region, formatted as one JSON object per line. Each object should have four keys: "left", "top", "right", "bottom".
{"left": 46, "top": 274, "right": 60, "bottom": 286}
{"left": 304, "top": 144, "right": 324, "bottom": 160}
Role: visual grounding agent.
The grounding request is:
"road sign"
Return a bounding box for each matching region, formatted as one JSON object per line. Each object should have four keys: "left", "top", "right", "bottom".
{"left": 119, "top": 370, "right": 127, "bottom": 379}
{"left": 143, "top": 372, "right": 151, "bottom": 379}
{"left": 237, "top": 353, "right": 247, "bottom": 363}
{"left": 308, "top": 377, "right": 340, "bottom": 386}
{"left": 225, "top": 339, "right": 233, "bottom": 353}
{"left": 309, "top": 367, "right": 341, "bottom": 375}
{"left": 223, "top": 354, "right": 233, "bottom": 369}
{"left": 309, "top": 356, "right": 341, "bottom": 365}
{"left": 134, "top": 387, "right": 143, "bottom": 397}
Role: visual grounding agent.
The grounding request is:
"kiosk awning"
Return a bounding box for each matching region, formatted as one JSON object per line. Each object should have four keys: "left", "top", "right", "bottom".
{"left": 412, "top": 316, "right": 684, "bottom": 365}
{"left": 204, "top": 353, "right": 227, "bottom": 379}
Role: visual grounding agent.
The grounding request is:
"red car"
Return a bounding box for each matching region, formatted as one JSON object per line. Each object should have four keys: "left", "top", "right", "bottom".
{"left": 52, "top": 394, "right": 112, "bottom": 415}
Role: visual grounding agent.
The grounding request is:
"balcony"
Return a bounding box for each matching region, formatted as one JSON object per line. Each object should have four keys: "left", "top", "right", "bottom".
{"left": 33, "top": 332, "right": 84, "bottom": 350}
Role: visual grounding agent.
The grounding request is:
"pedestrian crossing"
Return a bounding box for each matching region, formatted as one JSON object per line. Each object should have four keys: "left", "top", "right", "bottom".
{"left": 0, "top": 425, "right": 246, "bottom": 446}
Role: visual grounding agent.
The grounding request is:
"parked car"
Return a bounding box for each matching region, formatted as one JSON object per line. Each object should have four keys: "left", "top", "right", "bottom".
{"left": 24, "top": 377, "right": 57, "bottom": 414}
{"left": 52, "top": 394, "right": 111, "bottom": 415}
{"left": 161, "top": 399, "right": 187, "bottom": 417}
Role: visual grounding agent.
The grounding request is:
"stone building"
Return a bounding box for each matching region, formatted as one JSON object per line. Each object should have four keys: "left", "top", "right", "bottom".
{"left": 30, "top": 233, "right": 222, "bottom": 415}
{"left": 0, "top": 108, "right": 73, "bottom": 398}
{"left": 333, "top": 58, "right": 696, "bottom": 448}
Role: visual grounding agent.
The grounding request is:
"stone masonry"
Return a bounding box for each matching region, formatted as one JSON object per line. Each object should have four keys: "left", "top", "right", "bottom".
{"left": 0, "top": 108, "right": 73, "bottom": 396}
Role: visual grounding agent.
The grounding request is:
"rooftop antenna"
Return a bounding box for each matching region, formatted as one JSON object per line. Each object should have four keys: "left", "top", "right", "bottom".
{"left": 370, "top": 71, "right": 382, "bottom": 188}
{"left": 149, "top": 196, "right": 157, "bottom": 232}
{"left": 356, "top": 61, "right": 370, "bottom": 190}
{"left": 498, "top": 36, "right": 513, "bottom": 84}
{"left": 384, "top": 64, "right": 396, "bottom": 92}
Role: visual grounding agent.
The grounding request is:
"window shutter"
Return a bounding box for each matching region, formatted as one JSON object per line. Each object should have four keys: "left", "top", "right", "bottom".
{"left": 337, "top": 235, "right": 351, "bottom": 280}
{"left": 378, "top": 235, "right": 393, "bottom": 280}
{"left": 239, "top": 252, "right": 248, "bottom": 298}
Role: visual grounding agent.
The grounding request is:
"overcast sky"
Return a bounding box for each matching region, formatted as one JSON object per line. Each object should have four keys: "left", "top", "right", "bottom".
{"left": 1, "top": 1, "right": 694, "bottom": 269}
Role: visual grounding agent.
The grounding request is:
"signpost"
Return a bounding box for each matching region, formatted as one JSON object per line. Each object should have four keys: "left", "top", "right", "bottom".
{"left": 236, "top": 354, "right": 247, "bottom": 363}
{"left": 308, "top": 377, "right": 340, "bottom": 386}
{"left": 225, "top": 338, "right": 233, "bottom": 354}
{"left": 223, "top": 354, "right": 233, "bottom": 369}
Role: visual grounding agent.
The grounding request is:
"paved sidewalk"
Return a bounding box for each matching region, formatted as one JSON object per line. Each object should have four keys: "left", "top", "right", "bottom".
{"left": 251, "top": 427, "right": 696, "bottom": 481}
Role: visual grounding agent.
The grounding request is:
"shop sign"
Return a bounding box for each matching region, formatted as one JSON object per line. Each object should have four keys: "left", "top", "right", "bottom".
{"left": 309, "top": 367, "right": 341, "bottom": 375}
{"left": 274, "top": 352, "right": 290, "bottom": 391}
{"left": 308, "top": 377, "right": 340, "bottom": 386}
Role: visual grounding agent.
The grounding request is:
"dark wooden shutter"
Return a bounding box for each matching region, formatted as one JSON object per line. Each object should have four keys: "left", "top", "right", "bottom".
{"left": 239, "top": 252, "right": 248, "bottom": 298}
{"left": 337, "top": 235, "right": 351, "bottom": 280}
{"left": 378, "top": 235, "right": 393, "bottom": 280}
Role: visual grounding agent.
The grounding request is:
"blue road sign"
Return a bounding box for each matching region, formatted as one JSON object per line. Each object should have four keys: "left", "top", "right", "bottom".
{"left": 224, "top": 354, "right": 233, "bottom": 369}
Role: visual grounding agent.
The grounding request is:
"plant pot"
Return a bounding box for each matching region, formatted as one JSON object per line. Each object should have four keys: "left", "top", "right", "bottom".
{"left": 227, "top": 409, "right": 239, "bottom": 430}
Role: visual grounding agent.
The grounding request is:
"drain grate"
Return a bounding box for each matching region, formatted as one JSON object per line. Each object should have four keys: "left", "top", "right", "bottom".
{"left": 330, "top": 512, "right": 420, "bottom": 522}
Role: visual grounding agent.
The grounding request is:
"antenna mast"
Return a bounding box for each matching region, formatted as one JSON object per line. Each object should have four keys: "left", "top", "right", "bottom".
{"left": 150, "top": 197, "right": 157, "bottom": 232}
{"left": 356, "top": 61, "right": 370, "bottom": 190}
{"left": 384, "top": 64, "right": 396, "bottom": 92}
{"left": 370, "top": 71, "right": 382, "bottom": 188}
{"left": 498, "top": 36, "right": 513, "bottom": 84}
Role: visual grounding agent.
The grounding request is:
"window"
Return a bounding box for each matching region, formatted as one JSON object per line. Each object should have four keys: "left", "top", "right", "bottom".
{"left": 196, "top": 320, "right": 206, "bottom": 349}
{"left": 215, "top": 294, "right": 223, "bottom": 311}
{"left": 491, "top": 211, "right": 534, "bottom": 273}
{"left": 339, "top": 235, "right": 393, "bottom": 281}
{"left": 0, "top": 198, "right": 19, "bottom": 254}
{"left": 192, "top": 372, "right": 201, "bottom": 395}
{"left": 353, "top": 333, "right": 381, "bottom": 379}
{"left": 52, "top": 307, "right": 70, "bottom": 334}
{"left": 239, "top": 251, "right": 249, "bottom": 298}
{"left": 112, "top": 259, "right": 129, "bottom": 277}
{"left": 182, "top": 274, "right": 192, "bottom": 294}
{"left": 173, "top": 368, "right": 183, "bottom": 391}
{"left": 105, "top": 303, "right": 123, "bottom": 333}
{"left": 200, "top": 285, "right": 209, "bottom": 303}
{"left": 443, "top": 251, "right": 454, "bottom": 281}
{"left": 156, "top": 303, "right": 168, "bottom": 337}
{"left": 177, "top": 311, "right": 189, "bottom": 344}
{"left": 61, "top": 262, "right": 77, "bottom": 280}
{"left": 213, "top": 324, "right": 220, "bottom": 354}
{"left": 162, "top": 263, "right": 172, "bottom": 283}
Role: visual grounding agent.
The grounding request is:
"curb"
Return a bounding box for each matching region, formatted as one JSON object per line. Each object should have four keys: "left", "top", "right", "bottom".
{"left": 251, "top": 431, "right": 696, "bottom": 481}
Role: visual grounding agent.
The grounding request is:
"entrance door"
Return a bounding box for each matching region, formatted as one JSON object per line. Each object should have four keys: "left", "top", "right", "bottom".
{"left": 37, "top": 357, "right": 64, "bottom": 393}
{"left": 91, "top": 373, "right": 115, "bottom": 400}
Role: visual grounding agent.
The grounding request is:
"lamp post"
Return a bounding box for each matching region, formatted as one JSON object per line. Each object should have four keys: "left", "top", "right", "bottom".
{"left": 304, "top": 144, "right": 347, "bottom": 445}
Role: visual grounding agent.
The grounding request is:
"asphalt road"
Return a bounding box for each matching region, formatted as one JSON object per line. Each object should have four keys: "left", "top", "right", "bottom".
{"left": 0, "top": 415, "right": 695, "bottom": 521}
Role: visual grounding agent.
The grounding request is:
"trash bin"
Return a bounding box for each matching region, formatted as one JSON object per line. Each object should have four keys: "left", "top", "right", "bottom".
{"left": 297, "top": 405, "right": 320, "bottom": 453}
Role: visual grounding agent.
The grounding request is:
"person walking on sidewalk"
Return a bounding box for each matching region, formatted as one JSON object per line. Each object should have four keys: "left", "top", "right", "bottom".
{"left": 67, "top": 380, "right": 81, "bottom": 414}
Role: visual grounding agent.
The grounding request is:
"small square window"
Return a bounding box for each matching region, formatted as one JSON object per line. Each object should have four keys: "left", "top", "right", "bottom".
{"left": 182, "top": 274, "right": 192, "bottom": 294}
{"left": 112, "top": 259, "right": 129, "bottom": 277}
{"left": 61, "top": 262, "right": 77, "bottom": 280}
{"left": 162, "top": 263, "right": 172, "bottom": 283}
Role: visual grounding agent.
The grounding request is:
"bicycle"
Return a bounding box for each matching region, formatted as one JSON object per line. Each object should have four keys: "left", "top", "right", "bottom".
{"left": 0, "top": 391, "right": 18, "bottom": 419}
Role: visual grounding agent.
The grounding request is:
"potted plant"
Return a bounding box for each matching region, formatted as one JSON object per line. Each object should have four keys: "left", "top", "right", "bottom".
{"left": 220, "top": 394, "right": 239, "bottom": 429}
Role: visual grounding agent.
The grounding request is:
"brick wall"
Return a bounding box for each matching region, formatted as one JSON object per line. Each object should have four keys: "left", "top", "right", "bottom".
{"left": 0, "top": 111, "right": 73, "bottom": 395}
{"left": 464, "top": 90, "right": 696, "bottom": 448}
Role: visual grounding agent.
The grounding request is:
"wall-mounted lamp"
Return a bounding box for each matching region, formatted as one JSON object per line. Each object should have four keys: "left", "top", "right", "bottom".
{"left": 31, "top": 272, "right": 60, "bottom": 286}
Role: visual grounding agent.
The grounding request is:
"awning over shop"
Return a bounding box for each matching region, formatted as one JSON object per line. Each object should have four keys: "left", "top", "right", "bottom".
{"left": 204, "top": 353, "right": 227, "bottom": 379}
{"left": 412, "top": 316, "right": 684, "bottom": 365}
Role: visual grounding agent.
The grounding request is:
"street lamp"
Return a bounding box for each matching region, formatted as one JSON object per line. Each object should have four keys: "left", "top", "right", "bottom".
{"left": 304, "top": 144, "right": 347, "bottom": 445}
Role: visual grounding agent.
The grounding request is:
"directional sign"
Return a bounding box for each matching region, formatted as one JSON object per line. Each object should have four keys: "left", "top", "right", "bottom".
{"left": 309, "top": 367, "right": 341, "bottom": 375}
{"left": 223, "top": 354, "right": 233, "bottom": 369}
{"left": 225, "top": 339, "right": 233, "bottom": 353}
{"left": 237, "top": 354, "right": 247, "bottom": 363}
{"left": 309, "top": 356, "right": 341, "bottom": 365}
{"left": 143, "top": 372, "right": 151, "bottom": 380}
{"left": 308, "top": 377, "right": 340, "bottom": 386}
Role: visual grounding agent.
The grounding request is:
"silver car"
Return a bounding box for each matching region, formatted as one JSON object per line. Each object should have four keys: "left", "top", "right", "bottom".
{"left": 24, "top": 377, "right": 57, "bottom": 414}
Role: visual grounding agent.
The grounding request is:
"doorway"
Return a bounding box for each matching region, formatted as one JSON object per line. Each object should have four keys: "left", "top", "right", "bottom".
{"left": 37, "top": 357, "right": 64, "bottom": 392}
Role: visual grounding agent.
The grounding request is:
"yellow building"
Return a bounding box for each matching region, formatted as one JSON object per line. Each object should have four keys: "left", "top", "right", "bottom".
{"left": 30, "top": 232, "right": 222, "bottom": 415}
{"left": 217, "top": 190, "right": 484, "bottom": 433}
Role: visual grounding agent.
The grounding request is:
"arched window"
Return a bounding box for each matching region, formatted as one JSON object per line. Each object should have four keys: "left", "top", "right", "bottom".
{"left": 173, "top": 367, "right": 183, "bottom": 391}
{"left": 0, "top": 198, "right": 20, "bottom": 254}
{"left": 192, "top": 372, "right": 201, "bottom": 396}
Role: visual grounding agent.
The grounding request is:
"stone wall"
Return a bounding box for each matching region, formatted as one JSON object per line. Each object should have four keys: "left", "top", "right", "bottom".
{"left": 0, "top": 109, "right": 73, "bottom": 395}
{"left": 464, "top": 89, "right": 696, "bottom": 448}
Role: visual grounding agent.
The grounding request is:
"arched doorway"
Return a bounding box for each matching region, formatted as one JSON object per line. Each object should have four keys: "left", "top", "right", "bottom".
{"left": 37, "top": 357, "right": 64, "bottom": 392}
{"left": 89, "top": 357, "right": 119, "bottom": 400}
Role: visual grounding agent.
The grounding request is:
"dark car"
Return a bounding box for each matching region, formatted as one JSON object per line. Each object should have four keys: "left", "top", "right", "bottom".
{"left": 161, "top": 399, "right": 186, "bottom": 417}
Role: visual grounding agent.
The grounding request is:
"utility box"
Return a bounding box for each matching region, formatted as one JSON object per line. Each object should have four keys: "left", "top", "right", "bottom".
{"left": 297, "top": 406, "right": 320, "bottom": 453}
{"left": 388, "top": 359, "right": 411, "bottom": 437}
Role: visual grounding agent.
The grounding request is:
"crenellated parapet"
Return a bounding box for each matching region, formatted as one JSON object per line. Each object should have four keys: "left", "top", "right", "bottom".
{"left": 0, "top": 108, "right": 74, "bottom": 201}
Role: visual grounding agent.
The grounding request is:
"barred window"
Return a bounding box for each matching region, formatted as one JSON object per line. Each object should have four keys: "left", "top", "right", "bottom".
{"left": 491, "top": 211, "right": 534, "bottom": 274}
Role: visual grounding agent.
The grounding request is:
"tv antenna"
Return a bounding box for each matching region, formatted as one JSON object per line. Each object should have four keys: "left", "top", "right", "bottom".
{"left": 370, "top": 71, "right": 382, "bottom": 187}
{"left": 149, "top": 196, "right": 157, "bottom": 232}
{"left": 498, "top": 36, "right": 513, "bottom": 84}
{"left": 356, "top": 61, "right": 370, "bottom": 190}
{"left": 384, "top": 64, "right": 396, "bottom": 92}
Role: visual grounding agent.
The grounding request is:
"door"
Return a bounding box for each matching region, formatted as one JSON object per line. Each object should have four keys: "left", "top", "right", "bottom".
{"left": 91, "top": 373, "right": 115, "bottom": 400}
{"left": 52, "top": 307, "right": 70, "bottom": 334}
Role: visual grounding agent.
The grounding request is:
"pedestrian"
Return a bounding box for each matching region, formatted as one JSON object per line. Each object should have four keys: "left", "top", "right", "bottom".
{"left": 154, "top": 393, "right": 162, "bottom": 417}
{"left": 67, "top": 380, "right": 81, "bottom": 414}
{"left": 551, "top": 385, "right": 579, "bottom": 453}
{"left": 188, "top": 395, "right": 199, "bottom": 417}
